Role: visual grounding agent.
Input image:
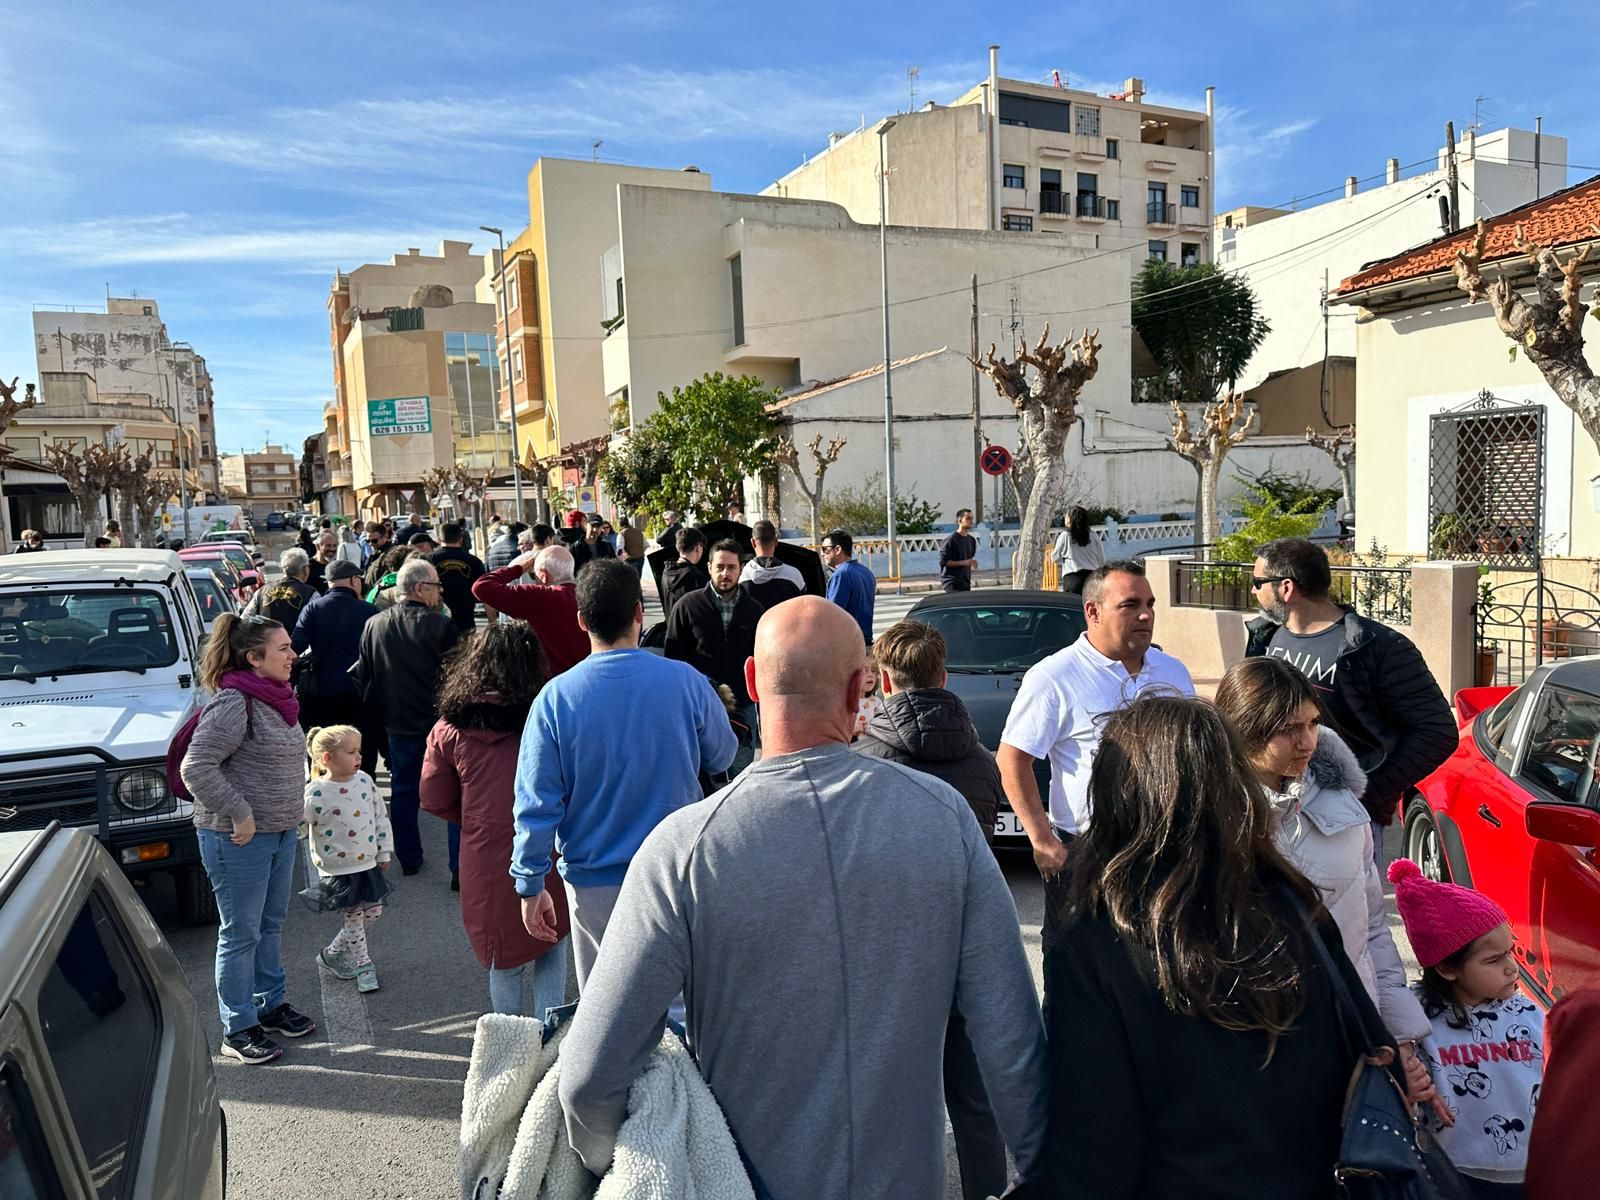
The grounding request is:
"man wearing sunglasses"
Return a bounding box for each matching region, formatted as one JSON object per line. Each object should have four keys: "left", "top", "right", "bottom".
{"left": 1244, "top": 537, "right": 1455, "bottom": 865}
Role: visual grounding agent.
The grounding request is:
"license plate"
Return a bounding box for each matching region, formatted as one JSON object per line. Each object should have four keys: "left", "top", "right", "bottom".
{"left": 993, "top": 812, "right": 1026, "bottom": 838}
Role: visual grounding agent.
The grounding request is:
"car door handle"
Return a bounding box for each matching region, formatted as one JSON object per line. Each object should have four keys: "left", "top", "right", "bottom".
{"left": 1477, "top": 804, "right": 1504, "bottom": 828}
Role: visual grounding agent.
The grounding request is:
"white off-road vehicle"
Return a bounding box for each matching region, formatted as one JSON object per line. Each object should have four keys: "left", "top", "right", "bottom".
{"left": 0, "top": 550, "right": 217, "bottom": 924}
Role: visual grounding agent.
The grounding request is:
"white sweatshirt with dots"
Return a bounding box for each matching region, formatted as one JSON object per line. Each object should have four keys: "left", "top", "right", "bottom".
{"left": 301, "top": 771, "right": 392, "bottom": 876}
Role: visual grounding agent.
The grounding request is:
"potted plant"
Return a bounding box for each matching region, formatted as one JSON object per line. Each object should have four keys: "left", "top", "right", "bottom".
{"left": 1475, "top": 574, "right": 1500, "bottom": 686}
{"left": 1429, "top": 512, "right": 1472, "bottom": 559}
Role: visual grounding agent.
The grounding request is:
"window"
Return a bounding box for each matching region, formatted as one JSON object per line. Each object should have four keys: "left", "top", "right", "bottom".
{"left": 1003, "top": 216, "right": 1034, "bottom": 232}
{"left": 916, "top": 604, "right": 1087, "bottom": 671}
{"left": 504, "top": 272, "right": 519, "bottom": 314}
{"left": 1003, "top": 163, "right": 1026, "bottom": 189}
{"left": 1148, "top": 181, "right": 1172, "bottom": 224}
{"left": 37, "top": 892, "right": 159, "bottom": 1199}
{"left": 0, "top": 1062, "right": 60, "bottom": 1199}
{"left": 1106, "top": 138, "right": 1119, "bottom": 159}
{"left": 511, "top": 347, "right": 523, "bottom": 382}
{"left": 7, "top": 435, "right": 40, "bottom": 460}
{"left": 1148, "top": 240, "right": 1168, "bottom": 261}
{"left": 1039, "top": 168, "right": 1064, "bottom": 213}
{"left": 1181, "top": 185, "right": 1201, "bottom": 208}
{"left": 1518, "top": 685, "right": 1600, "bottom": 803}
{"left": 998, "top": 93, "right": 1072, "bottom": 133}
{"left": 1106, "top": 198, "right": 1121, "bottom": 220}
{"left": 1076, "top": 172, "right": 1097, "bottom": 195}
{"left": 730, "top": 254, "right": 745, "bottom": 345}
{"left": 1181, "top": 242, "right": 1201, "bottom": 267}
{"left": 1075, "top": 105, "right": 1101, "bottom": 137}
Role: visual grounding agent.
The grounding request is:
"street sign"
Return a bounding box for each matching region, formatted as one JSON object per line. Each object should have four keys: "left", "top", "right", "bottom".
{"left": 981, "top": 445, "right": 1013, "bottom": 476}
{"left": 368, "top": 396, "right": 432, "bottom": 437}
{"left": 161, "top": 512, "right": 172, "bottom": 531}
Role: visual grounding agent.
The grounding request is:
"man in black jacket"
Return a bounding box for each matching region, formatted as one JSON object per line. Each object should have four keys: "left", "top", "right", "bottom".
{"left": 739, "top": 519, "right": 804, "bottom": 609}
{"left": 1245, "top": 537, "right": 1456, "bottom": 860}
{"left": 292, "top": 559, "right": 380, "bottom": 771}
{"left": 665, "top": 538, "right": 763, "bottom": 770}
{"left": 660, "top": 527, "right": 709, "bottom": 620}
{"left": 352, "top": 557, "right": 462, "bottom": 878}
{"left": 852, "top": 617, "right": 1007, "bottom": 1200}
{"left": 429, "top": 521, "right": 485, "bottom": 632}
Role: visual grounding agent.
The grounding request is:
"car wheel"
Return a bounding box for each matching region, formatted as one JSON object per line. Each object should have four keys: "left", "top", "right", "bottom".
{"left": 1403, "top": 796, "right": 1451, "bottom": 883}
{"left": 176, "top": 865, "right": 220, "bottom": 926}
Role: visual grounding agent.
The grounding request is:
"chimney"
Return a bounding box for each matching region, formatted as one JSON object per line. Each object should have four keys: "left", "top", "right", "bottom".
{"left": 406, "top": 248, "right": 420, "bottom": 256}
{"left": 1123, "top": 77, "right": 1145, "bottom": 103}
{"left": 1464, "top": 128, "right": 1476, "bottom": 160}
{"left": 1386, "top": 157, "right": 1400, "bottom": 185}
{"left": 1345, "top": 176, "right": 1358, "bottom": 198}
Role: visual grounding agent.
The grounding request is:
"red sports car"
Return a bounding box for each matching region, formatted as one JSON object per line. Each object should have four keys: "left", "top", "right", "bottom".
{"left": 1405, "top": 657, "right": 1600, "bottom": 1008}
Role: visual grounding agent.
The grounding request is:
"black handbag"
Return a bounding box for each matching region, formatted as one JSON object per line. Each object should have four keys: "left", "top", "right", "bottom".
{"left": 1297, "top": 904, "right": 1472, "bottom": 1200}
{"left": 292, "top": 646, "right": 321, "bottom": 699}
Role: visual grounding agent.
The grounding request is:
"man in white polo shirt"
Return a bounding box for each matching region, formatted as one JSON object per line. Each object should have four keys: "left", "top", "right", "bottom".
{"left": 998, "top": 560, "right": 1194, "bottom": 884}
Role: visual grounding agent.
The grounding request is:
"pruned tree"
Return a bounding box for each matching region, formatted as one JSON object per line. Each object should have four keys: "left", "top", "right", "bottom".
{"left": 104, "top": 444, "right": 139, "bottom": 547}
{"left": 1305, "top": 425, "right": 1356, "bottom": 519}
{"left": 1453, "top": 218, "right": 1600, "bottom": 448}
{"left": 44, "top": 440, "right": 121, "bottom": 546}
{"left": 130, "top": 455, "right": 177, "bottom": 547}
{"left": 973, "top": 324, "right": 1101, "bottom": 589}
{"left": 1169, "top": 392, "right": 1256, "bottom": 550}
{"left": 0, "top": 377, "right": 38, "bottom": 552}
{"left": 774, "top": 432, "right": 847, "bottom": 540}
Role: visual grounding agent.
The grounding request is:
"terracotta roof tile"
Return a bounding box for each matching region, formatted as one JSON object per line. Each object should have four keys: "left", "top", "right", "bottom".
{"left": 1337, "top": 173, "right": 1600, "bottom": 295}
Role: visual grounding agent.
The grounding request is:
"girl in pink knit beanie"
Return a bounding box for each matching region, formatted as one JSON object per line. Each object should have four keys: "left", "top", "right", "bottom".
{"left": 1388, "top": 858, "right": 1542, "bottom": 1197}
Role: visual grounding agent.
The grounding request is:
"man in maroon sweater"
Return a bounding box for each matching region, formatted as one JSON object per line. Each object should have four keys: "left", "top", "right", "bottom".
{"left": 470, "top": 543, "right": 589, "bottom": 675}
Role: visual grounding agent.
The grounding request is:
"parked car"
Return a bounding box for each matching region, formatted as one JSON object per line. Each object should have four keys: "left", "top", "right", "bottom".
{"left": 0, "top": 550, "right": 218, "bottom": 925}
{"left": 184, "top": 567, "right": 236, "bottom": 632}
{"left": 178, "top": 546, "right": 260, "bottom": 603}
{"left": 263, "top": 512, "right": 287, "bottom": 532}
{"left": 0, "top": 823, "right": 225, "bottom": 1196}
{"left": 198, "top": 530, "right": 264, "bottom": 569}
{"left": 904, "top": 590, "right": 1086, "bottom": 844}
{"left": 1406, "top": 657, "right": 1600, "bottom": 1008}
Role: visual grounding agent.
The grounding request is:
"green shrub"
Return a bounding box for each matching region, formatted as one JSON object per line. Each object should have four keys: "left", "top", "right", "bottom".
{"left": 819, "top": 472, "right": 941, "bottom": 536}
{"left": 1232, "top": 466, "right": 1341, "bottom": 516}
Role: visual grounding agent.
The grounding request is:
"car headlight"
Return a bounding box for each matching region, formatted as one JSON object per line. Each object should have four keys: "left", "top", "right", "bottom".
{"left": 115, "top": 767, "right": 172, "bottom": 813}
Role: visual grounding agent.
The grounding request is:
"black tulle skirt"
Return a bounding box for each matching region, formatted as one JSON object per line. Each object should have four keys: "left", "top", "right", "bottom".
{"left": 298, "top": 866, "right": 395, "bottom": 913}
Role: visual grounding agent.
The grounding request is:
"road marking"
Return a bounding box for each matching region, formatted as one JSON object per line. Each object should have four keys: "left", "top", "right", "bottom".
{"left": 317, "top": 963, "right": 375, "bottom": 1052}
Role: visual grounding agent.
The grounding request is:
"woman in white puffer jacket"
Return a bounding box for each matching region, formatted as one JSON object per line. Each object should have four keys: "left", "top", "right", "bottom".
{"left": 1216, "top": 656, "right": 1431, "bottom": 1046}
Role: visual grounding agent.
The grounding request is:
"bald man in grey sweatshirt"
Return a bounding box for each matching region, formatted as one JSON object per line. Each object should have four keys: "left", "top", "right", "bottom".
{"left": 557, "top": 597, "right": 1046, "bottom": 1199}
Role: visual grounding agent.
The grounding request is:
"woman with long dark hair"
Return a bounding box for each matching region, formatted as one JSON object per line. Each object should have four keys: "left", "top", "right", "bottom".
{"left": 1050, "top": 506, "right": 1104, "bottom": 595}
{"left": 420, "top": 623, "right": 571, "bottom": 1017}
{"left": 1032, "top": 694, "right": 1380, "bottom": 1199}
{"left": 181, "top": 613, "right": 316, "bottom": 1064}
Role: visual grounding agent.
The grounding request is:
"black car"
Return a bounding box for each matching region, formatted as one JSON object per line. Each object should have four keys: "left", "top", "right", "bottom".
{"left": 905, "top": 589, "right": 1086, "bottom": 845}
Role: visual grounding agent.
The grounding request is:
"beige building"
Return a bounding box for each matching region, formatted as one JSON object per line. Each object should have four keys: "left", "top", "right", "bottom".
{"left": 1335, "top": 176, "right": 1600, "bottom": 561}
{"left": 485, "top": 159, "right": 716, "bottom": 469}
{"left": 220, "top": 444, "right": 299, "bottom": 523}
{"left": 327, "top": 241, "right": 504, "bottom": 518}
{"left": 766, "top": 51, "right": 1214, "bottom": 266}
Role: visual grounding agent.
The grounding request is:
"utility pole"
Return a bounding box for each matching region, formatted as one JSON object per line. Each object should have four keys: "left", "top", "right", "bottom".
{"left": 970, "top": 274, "right": 982, "bottom": 523}
{"left": 1444, "top": 120, "right": 1460, "bottom": 233}
{"left": 878, "top": 119, "right": 899, "bottom": 592}
{"left": 1318, "top": 269, "right": 1332, "bottom": 427}
{"left": 480, "top": 225, "right": 526, "bottom": 523}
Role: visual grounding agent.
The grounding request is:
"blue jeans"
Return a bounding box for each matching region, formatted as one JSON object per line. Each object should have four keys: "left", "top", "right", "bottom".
{"left": 488, "top": 938, "right": 570, "bottom": 1019}
{"left": 386, "top": 734, "right": 428, "bottom": 871}
{"left": 197, "top": 827, "right": 298, "bottom": 1036}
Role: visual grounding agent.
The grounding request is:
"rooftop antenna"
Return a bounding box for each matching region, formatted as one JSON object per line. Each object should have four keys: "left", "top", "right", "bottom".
{"left": 591, "top": 139, "right": 603, "bottom": 161}
{"left": 1469, "top": 95, "right": 1491, "bottom": 135}
{"left": 1051, "top": 68, "right": 1065, "bottom": 89}
{"left": 907, "top": 65, "right": 920, "bottom": 111}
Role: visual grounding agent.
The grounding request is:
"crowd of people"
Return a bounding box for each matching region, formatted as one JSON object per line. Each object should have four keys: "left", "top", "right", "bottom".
{"left": 169, "top": 510, "right": 1585, "bottom": 1198}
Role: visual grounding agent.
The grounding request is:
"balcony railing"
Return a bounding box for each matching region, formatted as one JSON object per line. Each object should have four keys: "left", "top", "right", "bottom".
{"left": 1038, "top": 191, "right": 1067, "bottom": 215}
{"left": 1147, "top": 201, "right": 1177, "bottom": 225}
{"left": 1075, "top": 194, "right": 1107, "bottom": 219}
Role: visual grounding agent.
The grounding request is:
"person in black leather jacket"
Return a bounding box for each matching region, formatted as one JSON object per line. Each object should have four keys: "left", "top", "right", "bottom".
{"left": 660, "top": 527, "right": 709, "bottom": 620}
{"left": 852, "top": 618, "right": 1007, "bottom": 1200}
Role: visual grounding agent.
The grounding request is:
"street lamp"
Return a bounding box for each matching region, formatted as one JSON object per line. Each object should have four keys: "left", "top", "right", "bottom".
{"left": 878, "top": 119, "right": 899, "bottom": 592}
{"left": 480, "top": 224, "right": 526, "bottom": 523}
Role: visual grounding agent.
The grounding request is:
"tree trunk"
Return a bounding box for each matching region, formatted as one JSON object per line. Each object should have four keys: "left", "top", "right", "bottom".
{"left": 808, "top": 493, "right": 822, "bottom": 542}
{"left": 78, "top": 501, "right": 105, "bottom": 547}
{"left": 1197, "top": 459, "right": 1222, "bottom": 551}
{"left": 117, "top": 488, "right": 137, "bottom": 548}
{"left": 1337, "top": 461, "right": 1355, "bottom": 519}
{"left": 1015, "top": 445, "right": 1067, "bottom": 589}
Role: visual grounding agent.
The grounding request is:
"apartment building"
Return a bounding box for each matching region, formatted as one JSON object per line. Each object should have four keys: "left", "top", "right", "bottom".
{"left": 482, "top": 158, "right": 716, "bottom": 469}
{"left": 1219, "top": 125, "right": 1569, "bottom": 401}
{"left": 765, "top": 50, "right": 1214, "bottom": 267}
{"left": 326, "top": 241, "right": 505, "bottom": 518}
{"left": 220, "top": 443, "right": 298, "bottom": 523}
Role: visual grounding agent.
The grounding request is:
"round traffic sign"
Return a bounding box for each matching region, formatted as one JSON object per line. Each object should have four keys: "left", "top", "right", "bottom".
{"left": 981, "top": 445, "right": 1013, "bottom": 476}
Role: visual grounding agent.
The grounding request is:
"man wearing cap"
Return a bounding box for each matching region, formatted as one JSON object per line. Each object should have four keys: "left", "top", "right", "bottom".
{"left": 291, "top": 557, "right": 382, "bottom": 774}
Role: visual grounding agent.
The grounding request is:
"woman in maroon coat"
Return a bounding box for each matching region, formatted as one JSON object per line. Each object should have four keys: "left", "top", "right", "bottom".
{"left": 420, "top": 623, "right": 572, "bottom": 1017}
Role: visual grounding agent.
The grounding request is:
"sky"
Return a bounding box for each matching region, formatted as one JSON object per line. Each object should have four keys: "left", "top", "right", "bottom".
{"left": 2, "top": 0, "right": 1596, "bottom": 455}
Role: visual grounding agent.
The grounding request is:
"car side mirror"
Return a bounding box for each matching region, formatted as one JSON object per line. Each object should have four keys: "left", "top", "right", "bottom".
{"left": 1525, "top": 801, "right": 1600, "bottom": 847}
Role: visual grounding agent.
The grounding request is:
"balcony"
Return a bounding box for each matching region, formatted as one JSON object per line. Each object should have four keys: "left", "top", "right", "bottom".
{"left": 1180, "top": 204, "right": 1207, "bottom": 229}
{"left": 1038, "top": 191, "right": 1067, "bottom": 218}
{"left": 1146, "top": 157, "right": 1179, "bottom": 173}
{"left": 1147, "top": 201, "right": 1177, "bottom": 227}
{"left": 1075, "top": 194, "right": 1108, "bottom": 222}
{"left": 330, "top": 467, "right": 352, "bottom": 489}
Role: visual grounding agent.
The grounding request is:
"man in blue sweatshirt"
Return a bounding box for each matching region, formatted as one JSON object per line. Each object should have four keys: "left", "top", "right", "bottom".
{"left": 513, "top": 558, "right": 737, "bottom": 990}
{"left": 821, "top": 527, "right": 875, "bottom": 644}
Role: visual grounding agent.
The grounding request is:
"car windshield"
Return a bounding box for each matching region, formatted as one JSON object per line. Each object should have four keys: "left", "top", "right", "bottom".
{"left": 188, "top": 575, "right": 230, "bottom": 623}
{"left": 0, "top": 589, "right": 180, "bottom": 678}
{"left": 915, "top": 604, "right": 1086, "bottom": 672}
